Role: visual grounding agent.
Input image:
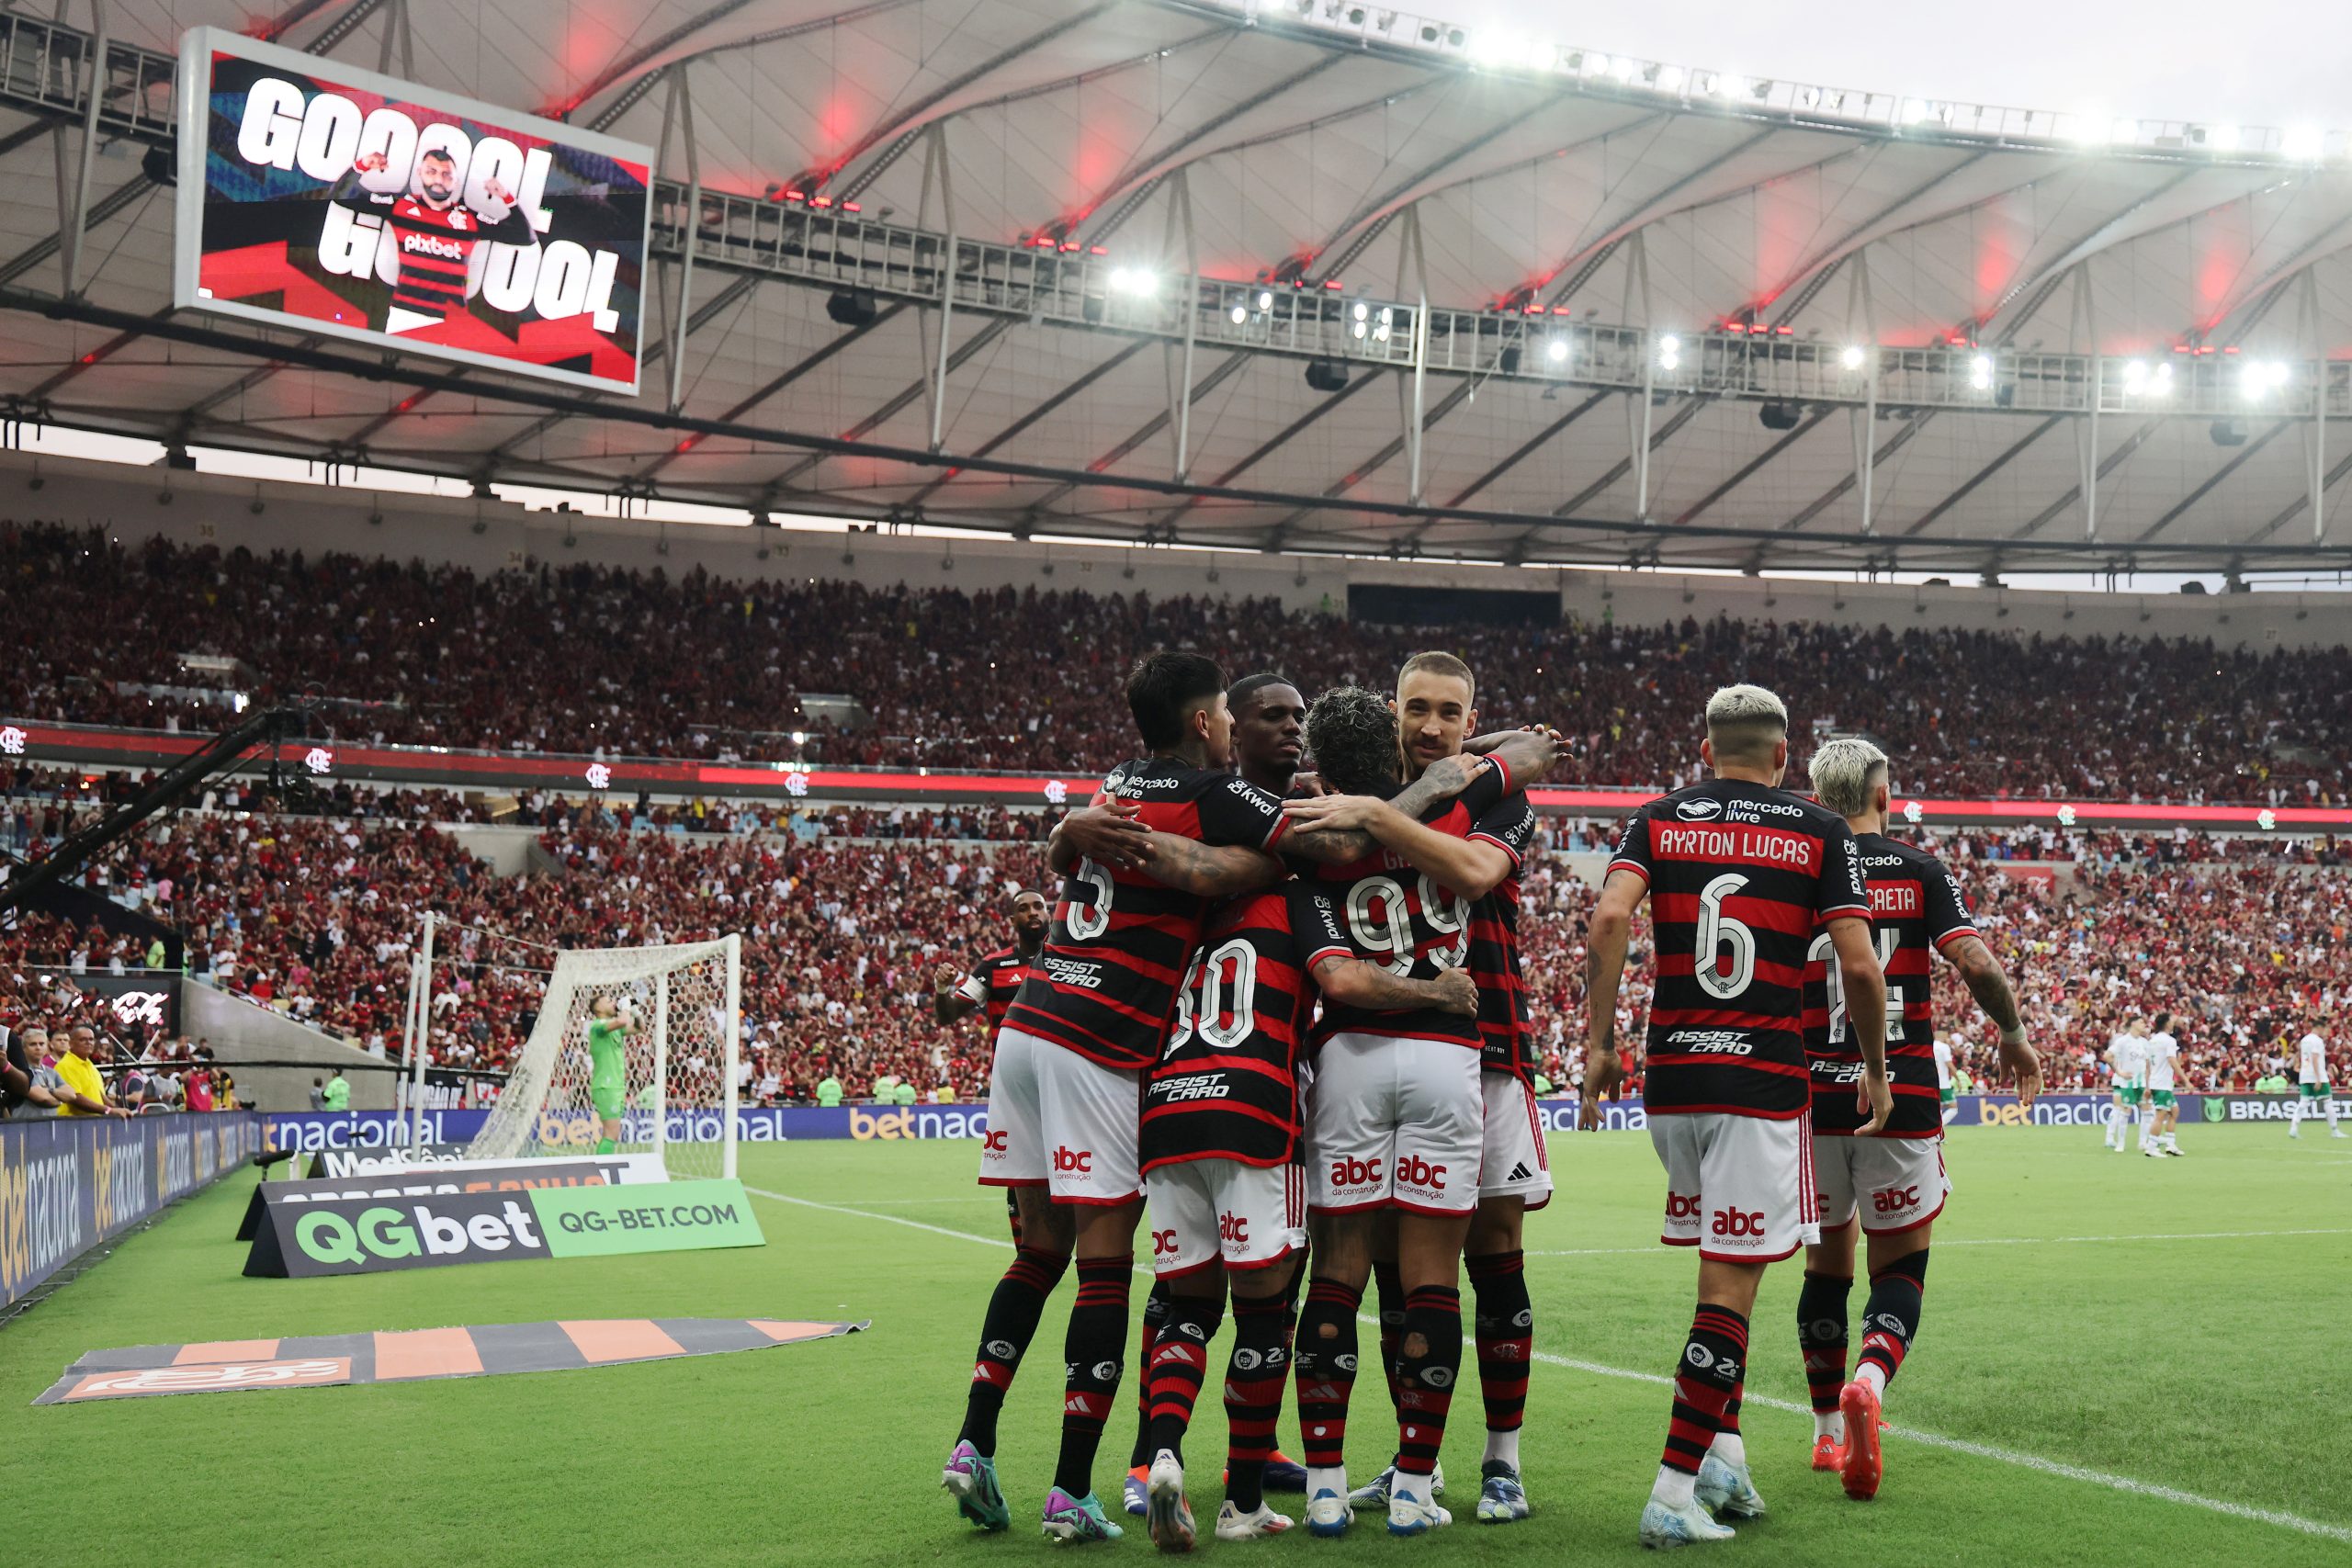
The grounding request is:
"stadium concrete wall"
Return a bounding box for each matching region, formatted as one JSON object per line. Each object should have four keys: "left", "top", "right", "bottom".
{"left": 182, "top": 981, "right": 401, "bottom": 1112}
{"left": 259, "top": 1094, "right": 2342, "bottom": 1156}
{"left": 0, "top": 1111, "right": 265, "bottom": 1308}
{"left": 9, "top": 451, "right": 2349, "bottom": 649}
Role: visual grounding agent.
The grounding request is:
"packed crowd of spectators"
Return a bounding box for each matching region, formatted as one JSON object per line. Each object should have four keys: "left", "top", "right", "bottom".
{"left": 7, "top": 522, "right": 2347, "bottom": 805}
{"left": 4, "top": 787, "right": 2343, "bottom": 1107}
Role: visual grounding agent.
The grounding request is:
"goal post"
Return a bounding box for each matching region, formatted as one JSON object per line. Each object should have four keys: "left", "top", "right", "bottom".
{"left": 462, "top": 936, "right": 739, "bottom": 1181}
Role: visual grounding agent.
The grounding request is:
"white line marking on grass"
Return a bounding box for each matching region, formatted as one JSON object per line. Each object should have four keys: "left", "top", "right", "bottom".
{"left": 748, "top": 1187, "right": 2352, "bottom": 1544}
{"left": 1526, "top": 1226, "right": 2352, "bottom": 1259}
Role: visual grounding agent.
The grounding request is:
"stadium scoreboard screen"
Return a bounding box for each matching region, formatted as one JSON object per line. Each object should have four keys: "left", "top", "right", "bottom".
{"left": 173, "top": 28, "right": 654, "bottom": 396}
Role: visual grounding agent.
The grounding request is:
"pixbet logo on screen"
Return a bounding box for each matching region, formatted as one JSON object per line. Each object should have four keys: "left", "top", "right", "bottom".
{"left": 230, "top": 82, "right": 624, "bottom": 333}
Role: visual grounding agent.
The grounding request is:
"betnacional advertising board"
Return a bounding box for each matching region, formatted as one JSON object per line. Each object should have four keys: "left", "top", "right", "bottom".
{"left": 175, "top": 28, "right": 653, "bottom": 394}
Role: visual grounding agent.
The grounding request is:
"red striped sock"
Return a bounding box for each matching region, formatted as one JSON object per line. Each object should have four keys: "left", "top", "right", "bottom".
{"left": 1661, "top": 1303, "right": 1748, "bottom": 1475}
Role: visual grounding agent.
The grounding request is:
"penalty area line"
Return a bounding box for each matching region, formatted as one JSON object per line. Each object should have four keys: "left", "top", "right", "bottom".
{"left": 746, "top": 1186, "right": 2351, "bottom": 1544}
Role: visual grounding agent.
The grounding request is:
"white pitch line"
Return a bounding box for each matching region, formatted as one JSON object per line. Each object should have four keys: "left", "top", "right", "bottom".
{"left": 744, "top": 1186, "right": 2352, "bottom": 1545}
{"left": 1526, "top": 1225, "right": 2352, "bottom": 1259}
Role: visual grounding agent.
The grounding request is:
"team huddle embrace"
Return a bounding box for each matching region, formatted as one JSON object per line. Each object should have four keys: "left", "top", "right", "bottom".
{"left": 933, "top": 656, "right": 2043, "bottom": 1551}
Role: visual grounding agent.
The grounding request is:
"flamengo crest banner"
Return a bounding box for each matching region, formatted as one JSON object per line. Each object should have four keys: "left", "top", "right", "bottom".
{"left": 175, "top": 28, "right": 653, "bottom": 395}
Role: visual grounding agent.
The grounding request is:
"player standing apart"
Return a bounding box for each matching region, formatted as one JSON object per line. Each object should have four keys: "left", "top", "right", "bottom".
{"left": 1792, "top": 739, "right": 2041, "bottom": 1503}
{"left": 1136, "top": 883, "right": 1476, "bottom": 1548}
{"left": 2103, "top": 1021, "right": 2148, "bottom": 1155}
{"left": 2141, "top": 1012, "right": 2186, "bottom": 1157}
{"left": 586, "top": 996, "right": 634, "bottom": 1155}
{"left": 1580, "top": 685, "right": 1888, "bottom": 1549}
{"left": 2290, "top": 1027, "right": 2343, "bottom": 1138}
{"left": 935, "top": 889, "right": 1050, "bottom": 1241}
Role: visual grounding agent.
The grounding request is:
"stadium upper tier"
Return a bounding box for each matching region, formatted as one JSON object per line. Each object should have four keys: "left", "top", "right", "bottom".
{"left": 6, "top": 526, "right": 2345, "bottom": 805}
{"left": 4, "top": 2, "right": 2352, "bottom": 571}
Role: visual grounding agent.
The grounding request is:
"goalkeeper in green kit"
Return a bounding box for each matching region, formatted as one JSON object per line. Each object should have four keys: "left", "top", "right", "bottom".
{"left": 587, "top": 995, "right": 635, "bottom": 1155}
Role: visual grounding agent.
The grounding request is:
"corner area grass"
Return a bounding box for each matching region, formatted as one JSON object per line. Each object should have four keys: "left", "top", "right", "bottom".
{"left": 4, "top": 1124, "right": 2346, "bottom": 1566}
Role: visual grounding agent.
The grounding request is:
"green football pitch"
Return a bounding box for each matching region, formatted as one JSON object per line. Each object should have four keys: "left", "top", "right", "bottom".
{"left": 6, "top": 1124, "right": 2348, "bottom": 1567}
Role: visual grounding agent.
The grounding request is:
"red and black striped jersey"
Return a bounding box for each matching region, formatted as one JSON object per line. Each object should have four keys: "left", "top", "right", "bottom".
{"left": 1608, "top": 780, "right": 1871, "bottom": 1119}
{"left": 1804, "top": 832, "right": 1975, "bottom": 1137}
{"left": 955, "top": 946, "right": 1039, "bottom": 1041}
{"left": 1005, "top": 757, "right": 1288, "bottom": 1071}
{"left": 373, "top": 196, "right": 532, "bottom": 323}
{"left": 1302, "top": 766, "right": 1529, "bottom": 1051}
{"left": 1463, "top": 762, "right": 1541, "bottom": 1077}
{"left": 1141, "top": 885, "right": 1351, "bottom": 1170}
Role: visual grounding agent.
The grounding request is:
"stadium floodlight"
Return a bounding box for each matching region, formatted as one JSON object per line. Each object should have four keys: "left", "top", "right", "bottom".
{"left": 1465, "top": 28, "right": 1532, "bottom": 71}
{"left": 1839, "top": 344, "right": 1867, "bottom": 370}
{"left": 1584, "top": 51, "right": 1611, "bottom": 78}
{"left": 1719, "top": 73, "right": 1748, "bottom": 99}
{"left": 1107, "top": 266, "right": 1157, "bottom": 296}
{"left": 2243, "top": 359, "right": 2290, "bottom": 396}
{"left": 1656, "top": 64, "right": 1685, "bottom": 94}
{"left": 790, "top": 730, "right": 807, "bottom": 745}
{"left": 1352, "top": 301, "right": 1370, "bottom": 321}
{"left": 1902, "top": 98, "right": 1934, "bottom": 127}
{"left": 1256, "top": 289, "right": 1274, "bottom": 310}
{"left": 2282, "top": 126, "right": 2325, "bottom": 161}
{"left": 2210, "top": 124, "right": 2243, "bottom": 152}
{"left": 1351, "top": 321, "right": 1368, "bottom": 340}
{"left": 1611, "top": 55, "right": 1639, "bottom": 84}
{"left": 1228, "top": 303, "right": 1248, "bottom": 324}
{"left": 1657, "top": 333, "right": 1681, "bottom": 371}
{"left": 1969, "top": 354, "right": 1995, "bottom": 391}
{"left": 2071, "top": 111, "right": 2113, "bottom": 146}
{"left": 1546, "top": 336, "right": 1569, "bottom": 364}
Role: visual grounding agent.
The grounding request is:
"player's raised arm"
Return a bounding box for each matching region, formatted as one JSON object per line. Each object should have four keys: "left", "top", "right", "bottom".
{"left": 1047, "top": 799, "right": 1152, "bottom": 873}
{"left": 1577, "top": 867, "right": 1643, "bottom": 1130}
{"left": 1283, "top": 786, "right": 1515, "bottom": 898}
{"left": 933, "top": 962, "right": 983, "bottom": 1026}
{"left": 1310, "top": 953, "right": 1479, "bottom": 1017}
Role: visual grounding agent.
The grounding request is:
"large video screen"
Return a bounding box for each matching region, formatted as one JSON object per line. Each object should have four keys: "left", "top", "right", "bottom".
{"left": 175, "top": 28, "right": 654, "bottom": 396}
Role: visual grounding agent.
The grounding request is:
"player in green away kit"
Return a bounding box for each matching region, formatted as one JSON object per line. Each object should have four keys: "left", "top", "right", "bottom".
{"left": 588, "top": 996, "right": 635, "bottom": 1154}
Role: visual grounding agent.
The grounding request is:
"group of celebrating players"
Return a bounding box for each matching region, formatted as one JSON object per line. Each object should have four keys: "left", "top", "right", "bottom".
{"left": 931, "top": 649, "right": 2042, "bottom": 1551}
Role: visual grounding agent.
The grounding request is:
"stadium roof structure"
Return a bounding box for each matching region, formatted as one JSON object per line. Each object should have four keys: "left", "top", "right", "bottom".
{"left": 6, "top": 0, "right": 2352, "bottom": 576}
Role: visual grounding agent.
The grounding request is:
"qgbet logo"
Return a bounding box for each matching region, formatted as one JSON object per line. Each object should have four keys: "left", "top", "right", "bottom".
{"left": 294, "top": 1199, "right": 545, "bottom": 1268}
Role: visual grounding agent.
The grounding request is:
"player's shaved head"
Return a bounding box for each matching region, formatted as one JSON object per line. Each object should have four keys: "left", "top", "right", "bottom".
{"left": 1306, "top": 684, "right": 1401, "bottom": 795}
{"left": 1810, "top": 737, "right": 1889, "bottom": 818}
{"left": 1227, "top": 671, "right": 1295, "bottom": 716}
{"left": 1704, "top": 682, "right": 1790, "bottom": 766}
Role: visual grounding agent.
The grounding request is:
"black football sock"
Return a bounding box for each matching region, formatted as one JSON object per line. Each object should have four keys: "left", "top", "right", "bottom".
{"left": 1293, "top": 1277, "right": 1363, "bottom": 1478}
{"left": 1393, "top": 1284, "right": 1463, "bottom": 1488}
{"left": 1467, "top": 1249, "right": 1532, "bottom": 1459}
{"left": 1144, "top": 1295, "right": 1224, "bottom": 1465}
{"left": 957, "top": 1243, "right": 1069, "bottom": 1453}
{"left": 1857, "top": 1248, "right": 1928, "bottom": 1392}
{"left": 1798, "top": 1269, "right": 1854, "bottom": 1427}
{"left": 1223, "top": 1293, "right": 1290, "bottom": 1512}
{"left": 1127, "top": 1279, "right": 1172, "bottom": 1468}
{"left": 1372, "top": 1257, "right": 1407, "bottom": 1422}
{"left": 1052, "top": 1254, "right": 1133, "bottom": 1498}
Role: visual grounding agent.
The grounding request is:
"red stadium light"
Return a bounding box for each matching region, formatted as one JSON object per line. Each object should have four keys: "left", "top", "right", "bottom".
{"left": 810, "top": 196, "right": 832, "bottom": 208}
{"left": 1323, "top": 278, "right": 1343, "bottom": 289}
{"left": 1775, "top": 324, "right": 1793, "bottom": 335}
{"left": 1551, "top": 306, "right": 1572, "bottom": 315}
{"left": 781, "top": 188, "right": 805, "bottom": 202}
{"left": 1089, "top": 245, "right": 1107, "bottom": 255}
{"left": 1059, "top": 242, "right": 1080, "bottom": 252}
{"left": 842, "top": 201, "right": 861, "bottom": 213}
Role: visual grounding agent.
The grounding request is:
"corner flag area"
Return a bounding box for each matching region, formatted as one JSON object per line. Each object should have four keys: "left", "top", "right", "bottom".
{"left": 7, "top": 1126, "right": 2346, "bottom": 1566}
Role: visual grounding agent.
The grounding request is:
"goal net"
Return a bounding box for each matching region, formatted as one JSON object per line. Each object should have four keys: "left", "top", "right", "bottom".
{"left": 463, "top": 936, "right": 741, "bottom": 1180}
